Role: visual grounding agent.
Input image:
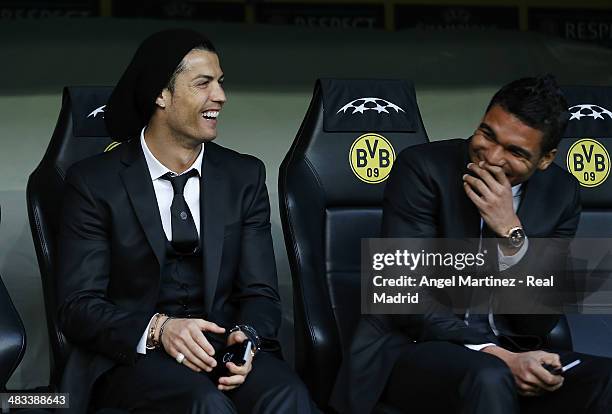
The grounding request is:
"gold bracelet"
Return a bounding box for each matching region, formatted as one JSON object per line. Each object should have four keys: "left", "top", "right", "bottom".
{"left": 146, "top": 313, "right": 165, "bottom": 350}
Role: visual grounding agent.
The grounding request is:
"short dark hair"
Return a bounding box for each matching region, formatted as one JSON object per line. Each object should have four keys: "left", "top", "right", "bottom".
{"left": 166, "top": 42, "right": 217, "bottom": 92}
{"left": 486, "top": 74, "right": 569, "bottom": 155}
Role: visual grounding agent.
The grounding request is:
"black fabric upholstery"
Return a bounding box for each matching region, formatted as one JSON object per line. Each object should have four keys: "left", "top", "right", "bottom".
{"left": 27, "top": 86, "right": 115, "bottom": 386}
{"left": 279, "top": 79, "right": 429, "bottom": 409}
{"left": 0, "top": 206, "right": 27, "bottom": 390}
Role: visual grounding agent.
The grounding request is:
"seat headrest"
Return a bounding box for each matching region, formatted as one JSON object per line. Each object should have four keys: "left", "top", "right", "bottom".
{"left": 48, "top": 86, "right": 117, "bottom": 178}
{"left": 286, "top": 79, "right": 429, "bottom": 205}
{"left": 321, "top": 79, "right": 419, "bottom": 133}
{"left": 69, "top": 86, "right": 113, "bottom": 137}
{"left": 554, "top": 86, "right": 612, "bottom": 208}
{"left": 563, "top": 86, "right": 612, "bottom": 138}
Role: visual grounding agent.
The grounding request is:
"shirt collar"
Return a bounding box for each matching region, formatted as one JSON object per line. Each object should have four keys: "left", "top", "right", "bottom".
{"left": 140, "top": 126, "right": 204, "bottom": 180}
{"left": 512, "top": 183, "right": 522, "bottom": 198}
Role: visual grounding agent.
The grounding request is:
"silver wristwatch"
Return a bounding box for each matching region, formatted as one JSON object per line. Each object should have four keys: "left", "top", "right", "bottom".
{"left": 505, "top": 226, "right": 526, "bottom": 249}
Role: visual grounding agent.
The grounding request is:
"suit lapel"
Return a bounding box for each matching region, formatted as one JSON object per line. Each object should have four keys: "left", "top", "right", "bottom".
{"left": 516, "top": 171, "right": 542, "bottom": 237}
{"left": 119, "top": 139, "right": 166, "bottom": 269}
{"left": 200, "top": 144, "right": 227, "bottom": 314}
{"left": 457, "top": 138, "right": 481, "bottom": 238}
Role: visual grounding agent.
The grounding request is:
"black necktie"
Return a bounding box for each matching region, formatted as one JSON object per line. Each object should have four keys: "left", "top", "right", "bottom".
{"left": 161, "top": 169, "right": 199, "bottom": 254}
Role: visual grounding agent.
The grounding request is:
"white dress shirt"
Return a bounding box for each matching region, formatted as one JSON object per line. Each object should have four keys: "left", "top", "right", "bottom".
{"left": 137, "top": 127, "right": 204, "bottom": 354}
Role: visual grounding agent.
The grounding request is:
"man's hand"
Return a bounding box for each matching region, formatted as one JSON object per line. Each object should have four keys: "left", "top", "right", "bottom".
{"left": 483, "top": 346, "right": 564, "bottom": 396}
{"left": 159, "top": 317, "right": 225, "bottom": 373}
{"left": 217, "top": 330, "right": 253, "bottom": 391}
{"left": 463, "top": 161, "right": 522, "bottom": 250}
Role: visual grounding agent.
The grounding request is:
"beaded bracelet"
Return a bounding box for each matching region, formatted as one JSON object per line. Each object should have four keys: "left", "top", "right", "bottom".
{"left": 229, "top": 324, "right": 261, "bottom": 353}
{"left": 158, "top": 316, "right": 174, "bottom": 345}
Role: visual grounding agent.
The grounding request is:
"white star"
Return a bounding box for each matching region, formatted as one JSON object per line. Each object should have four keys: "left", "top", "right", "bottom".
{"left": 352, "top": 104, "right": 367, "bottom": 114}
{"left": 591, "top": 111, "right": 604, "bottom": 120}
{"left": 374, "top": 104, "right": 389, "bottom": 113}
{"left": 570, "top": 111, "right": 583, "bottom": 120}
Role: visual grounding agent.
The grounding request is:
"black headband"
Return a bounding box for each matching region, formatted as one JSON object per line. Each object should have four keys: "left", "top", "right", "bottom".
{"left": 105, "top": 29, "right": 215, "bottom": 142}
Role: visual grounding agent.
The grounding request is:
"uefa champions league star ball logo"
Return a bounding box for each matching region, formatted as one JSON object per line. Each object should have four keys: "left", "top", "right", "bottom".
{"left": 87, "top": 104, "right": 106, "bottom": 119}
{"left": 337, "top": 97, "right": 405, "bottom": 115}
{"left": 569, "top": 104, "right": 612, "bottom": 121}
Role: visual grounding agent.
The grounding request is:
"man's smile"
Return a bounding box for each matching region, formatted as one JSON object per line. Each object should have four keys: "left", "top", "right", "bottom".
{"left": 202, "top": 110, "right": 219, "bottom": 119}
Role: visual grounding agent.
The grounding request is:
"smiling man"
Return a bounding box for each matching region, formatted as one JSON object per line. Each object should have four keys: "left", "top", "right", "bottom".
{"left": 332, "top": 75, "right": 612, "bottom": 414}
{"left": 57, "top": 29, "right": 319, "bottom": 413}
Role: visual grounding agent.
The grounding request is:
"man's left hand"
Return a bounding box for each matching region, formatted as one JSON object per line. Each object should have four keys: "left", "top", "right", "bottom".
{"left": 463, "top": 161, "right": 521, "bottom": 238}
{"left": 217, "top": 330, "right": 253, "bottom": 391}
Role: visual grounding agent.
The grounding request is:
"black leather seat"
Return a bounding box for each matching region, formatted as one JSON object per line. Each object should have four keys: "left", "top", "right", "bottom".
{"left": 553, "top": 86, "right": 612, "bottom": 354}
{"left": 1, "top": 206, "right": 51, "bottom": 413}
{"left": 0, "top": 206, "right": 27, "bottom": 392}
{"left": 557, "top": 85, "right": 612, "bottom": 237}
{"left": 0, "top": 275, "right": 53, "bottom": 412}
{"left": 27, "top": 86, "right": 116, "bottom": 387}
{"left": 556, "top": 85, "right": 612, "bottom": 304}
{"left": 0, "top": 273, "right": 26, "bottom": 389}
{"left": 279, "top": 79, "right": 430, "bottom": 412}
{"left": 0, "top": 276, "right": 25, "bottom": 391}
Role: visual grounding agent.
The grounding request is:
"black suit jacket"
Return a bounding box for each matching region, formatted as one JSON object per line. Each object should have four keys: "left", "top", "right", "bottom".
{"left": 57, "top": 138, "right": 281, "bottom": 413}
{"left": 331, "top": 138, "right": 581, "bottom": 413}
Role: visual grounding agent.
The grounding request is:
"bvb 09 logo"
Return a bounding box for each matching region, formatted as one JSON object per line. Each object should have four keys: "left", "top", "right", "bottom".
{"left": 566, "top": 138, "right": 610, "bottom": 187}
{"left": 349, "top": 133, "right": 396, "bottom": 184}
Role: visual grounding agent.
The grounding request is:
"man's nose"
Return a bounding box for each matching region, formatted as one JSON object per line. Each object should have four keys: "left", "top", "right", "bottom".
{"left": 484, "top": 144, "right": 506, "bottom": 167}
{"left": 212, "top": 82, "right": 226, "bottom": 105}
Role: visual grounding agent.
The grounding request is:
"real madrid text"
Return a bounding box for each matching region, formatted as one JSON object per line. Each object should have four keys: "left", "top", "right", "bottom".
{"left": 371, "top": 275, "right": 555, "bottom": 305}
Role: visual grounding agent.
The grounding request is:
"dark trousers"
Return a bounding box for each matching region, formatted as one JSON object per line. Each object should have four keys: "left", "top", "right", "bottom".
{"left": 382, "top": 342, "right": 612, "bottom": 414}
{"left": 92, "top": 349, "right": 321, "bottom": 414}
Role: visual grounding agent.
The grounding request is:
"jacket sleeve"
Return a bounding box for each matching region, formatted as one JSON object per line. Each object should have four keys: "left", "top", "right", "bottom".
{"left": 57, "top": 165, "right": 153, "bottom": 365}
{"left": 382, "top": 149, "right": 439, "bottom": 238}
{"left": 231, "top": 159, "right": 282, "bottom": 344}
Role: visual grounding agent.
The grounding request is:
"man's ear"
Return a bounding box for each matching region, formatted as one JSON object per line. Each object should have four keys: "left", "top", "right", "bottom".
{"left": 537, "top": 148, "right": 557, "bottom": 170}
{"left": 155, "top": 88, "right": 171, "bottom": 109}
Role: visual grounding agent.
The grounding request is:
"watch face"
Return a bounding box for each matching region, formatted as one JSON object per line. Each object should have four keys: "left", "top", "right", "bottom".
{"left": 509, "top": 228, "right": 526, "bottom": 248}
